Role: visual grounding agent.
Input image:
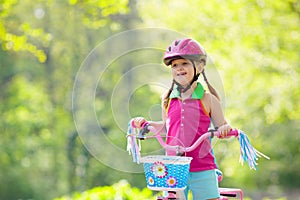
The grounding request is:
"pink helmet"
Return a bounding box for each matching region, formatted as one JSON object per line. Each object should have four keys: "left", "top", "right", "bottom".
{"left": 163, "top": 38, "right": 206, "bottom": 65}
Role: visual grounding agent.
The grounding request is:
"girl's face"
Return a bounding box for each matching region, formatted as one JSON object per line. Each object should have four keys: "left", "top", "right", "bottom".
{"left": 171, "top": 58, "right": 203, "bottom": 86}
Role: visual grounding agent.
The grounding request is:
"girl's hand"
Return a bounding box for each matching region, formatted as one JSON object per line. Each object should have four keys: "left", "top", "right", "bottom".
{"left": 218, "top": 124, "right": 232, "bottom": 138}
{"left": 132, "top": 117, "right": 148, "bottom": 128}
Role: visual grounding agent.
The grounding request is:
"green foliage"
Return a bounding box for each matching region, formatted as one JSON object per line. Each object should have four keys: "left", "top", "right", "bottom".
{"left": 0, "top": 0, "right": 300, "bottom": 199}
{"left": 0, "top": 0, "right": 50, "bottom": 62}
{"left": 68, "top": 0, "right": 129, "bottom": 29}
{"left": 0, "top": 0, "right": 133, "bottom": 199}
{"left": 54, "top": 180, "right": 154, "bottom": 200}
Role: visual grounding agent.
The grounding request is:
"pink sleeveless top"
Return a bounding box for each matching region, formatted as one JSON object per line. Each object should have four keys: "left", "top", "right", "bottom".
{"left": 166, "top": 83, "right": 217, "bottom": 172}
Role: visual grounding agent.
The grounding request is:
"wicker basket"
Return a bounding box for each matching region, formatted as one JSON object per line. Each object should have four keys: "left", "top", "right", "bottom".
{"left": 140, "top": 155, "right": 192, "bottom": 191}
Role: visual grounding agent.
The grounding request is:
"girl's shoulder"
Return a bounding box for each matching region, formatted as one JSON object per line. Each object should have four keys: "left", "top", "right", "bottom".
{"left": 201, "top": 92, "right": 217, "bottom": 114}
{"left": 202, "top": 91, "right": 222, "bottom": 110}
{"left": 202, "top": 91, "right": 212, "bottom": 101}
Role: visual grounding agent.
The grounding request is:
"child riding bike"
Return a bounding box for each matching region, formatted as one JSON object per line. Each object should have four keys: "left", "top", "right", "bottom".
{"left": 133, "top": 38, "right": 232, "bottom": 200}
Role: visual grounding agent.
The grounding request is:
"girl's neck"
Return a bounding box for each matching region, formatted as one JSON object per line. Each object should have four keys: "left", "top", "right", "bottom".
{"left": 181, "top": 82, "right": 197, "bottom": 100}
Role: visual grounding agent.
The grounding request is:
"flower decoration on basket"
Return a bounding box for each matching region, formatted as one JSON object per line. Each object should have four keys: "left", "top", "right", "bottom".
{"left": 151, "top": 161, "right": 168, "bottom": 178}
{"left": 147, "top": 176, "right": 155, "bottom": 186}
{"left": 166, "top": 176, "right": 178, "bottom": 187}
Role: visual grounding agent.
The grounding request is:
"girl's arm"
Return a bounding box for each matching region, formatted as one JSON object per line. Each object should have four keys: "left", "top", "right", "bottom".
{"left": 204, "top": 93, "right": 232, "bottom": 136}
{"left": 133, "top": 117, "right": 165, "bottom": 129}
{"left": 132, "top": 117, "right": 166, "bottom": 133}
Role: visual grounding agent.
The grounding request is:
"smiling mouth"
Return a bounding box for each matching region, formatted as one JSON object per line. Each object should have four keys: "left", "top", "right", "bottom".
{"left": 177, "top": 72, "right": 187, "bottom": 76}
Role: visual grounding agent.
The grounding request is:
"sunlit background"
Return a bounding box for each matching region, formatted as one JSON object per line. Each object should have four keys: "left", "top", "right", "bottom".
{"left": 0, "top": 0, "right": 299, "bottom": 199}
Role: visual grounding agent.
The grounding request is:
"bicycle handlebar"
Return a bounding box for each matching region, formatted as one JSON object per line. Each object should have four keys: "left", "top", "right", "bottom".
{"left": 129, "top": 119, "right": 269, "bottom": 169}
{"left": 140, "top": 125, "right": 239, "bottom": 154}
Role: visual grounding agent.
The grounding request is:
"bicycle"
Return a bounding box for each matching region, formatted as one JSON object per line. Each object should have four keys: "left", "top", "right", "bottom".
{"left": 126, "top": 120, "right": 269, "bottom": 200}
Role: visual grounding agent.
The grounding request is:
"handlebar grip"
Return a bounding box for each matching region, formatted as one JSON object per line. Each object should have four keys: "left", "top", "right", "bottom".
{"left": 215, "top": 129, "right": 239, "bottom": 138}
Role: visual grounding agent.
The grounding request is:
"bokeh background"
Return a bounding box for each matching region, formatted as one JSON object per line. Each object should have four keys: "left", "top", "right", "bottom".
{"left": 1, "top": 0, "right": 299, "bottom": 199}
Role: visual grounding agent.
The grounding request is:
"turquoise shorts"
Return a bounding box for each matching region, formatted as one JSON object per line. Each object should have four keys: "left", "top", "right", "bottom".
{"left": 184, "top": 169, "right": 220, "bottom": 199}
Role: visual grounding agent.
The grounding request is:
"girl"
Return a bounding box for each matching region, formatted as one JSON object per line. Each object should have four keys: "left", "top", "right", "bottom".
{"left": 133, "top": 38, "right": 231, "bottom": 200}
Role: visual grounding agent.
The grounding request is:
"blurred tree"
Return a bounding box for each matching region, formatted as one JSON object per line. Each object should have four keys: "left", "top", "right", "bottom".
{"left": 1, "top": 0, "right": 300, "bottom": 199}
{"left": 0, "top": 0, "right": 147, "bottom": 199}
